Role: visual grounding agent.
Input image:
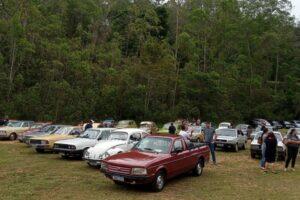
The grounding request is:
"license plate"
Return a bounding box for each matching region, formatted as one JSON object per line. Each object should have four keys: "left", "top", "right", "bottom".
{"left": 112, "top": 175, "right": 124, "bottom": 182}
{"left": 0, "top": 133, "right": 6, "bottom": 136}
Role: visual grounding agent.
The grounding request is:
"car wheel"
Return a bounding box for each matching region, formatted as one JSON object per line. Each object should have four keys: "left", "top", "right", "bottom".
{"left": 193, "top": 159, "right": 204, "bottom": 176}
{"left": 36, "top": 148, "right": 44, "bottom": 153}
{"left": 152, "top": 171, "right": 166, "bottom": 192}
{"left": 251, "top": 152, "right": 255, "bottom": 159}
{"left": 9, "top": 133, "right": 17, "bottom": 141}
{"left": 82, "top": 148, "right": 89, "bottom": 159}
{"left": 235, "top": 144, "right": 239, "bottom": 152}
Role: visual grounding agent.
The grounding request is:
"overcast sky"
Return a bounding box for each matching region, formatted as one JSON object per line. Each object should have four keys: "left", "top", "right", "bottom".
{"left": 291, "top": 0, "right": 300, "bottom": 21}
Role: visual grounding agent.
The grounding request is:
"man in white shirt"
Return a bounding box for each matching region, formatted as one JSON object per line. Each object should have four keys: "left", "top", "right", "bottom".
{"left": 179, "top": 125, "right": 190, "bottom": 140}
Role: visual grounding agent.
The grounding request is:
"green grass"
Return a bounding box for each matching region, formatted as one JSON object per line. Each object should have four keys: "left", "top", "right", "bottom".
{"left": 0, "top": 141, "right": 299, "bottom": 200}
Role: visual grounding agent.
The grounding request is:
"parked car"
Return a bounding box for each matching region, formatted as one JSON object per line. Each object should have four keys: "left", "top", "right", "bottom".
{"left": 250, "top": 131, "right": 286, "bottom": 160}
{"left": 250, "top": 125, "right": 274, "bottom": 140}
{"left": 139, "top": 121, "right": 159, "bottom": 134}
{"left": 235, "top": 124, "right": 252, "bottom": 139}
{"left": 280, "top": 121, "right": 295, "bottom": 129}
{"left": 53, "top": 128, "right": 115, "bottom": 158}
{"left": 115, "top": 120, "right": 137, "bottom": 129}
{"left": 0, "top": 120, "right": 34, "bottom": 140}
{"left": 83, "top": 128, "right": 148, "bottom": 167}
{"left": 215, "top": 128, "right": 246, "bottom": 152}
{"left": 29, "top": 126, "right": 82, "bottom": 153}
{"left": 102, "top": 119, "right": 116, "bottom": 127}
{"left": 218, "top": 122, "right": 232, "bottom": 129}
{"left": 249, "top": 119, "right": 271, "bottom": 128}
{"left": 270, "top": 121, "right": 283, "bottom": 130}
{"left": 18, "top": 122, "right": 51, "bottom": 142}
{"left": 0, "top": 119, "right": 9, "bottom": 126}
{"left": 23, "top": 125, "right": 65, "bottom": 145}
{"left": 101, "top": 135, "right": 210, "bottom": 191}
{"left": 291, "top": 120, "right": 300, "bottom": 128}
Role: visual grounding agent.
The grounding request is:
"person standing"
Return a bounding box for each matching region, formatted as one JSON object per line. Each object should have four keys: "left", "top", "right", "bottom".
{"left": 85, "top": 120, "right": 93, "bottom": 131}
{"left": 264, "top": 132, "right": 278, "bottom": 173}
{"left": 168, "top": 123, "right": 176, "bottom": 134}
{"left": 179, "top": 125, "right": 190, "bottom": 140}
{"left": 203, "top": 122, "right": 216, "bottom": 165}
{"left": 284, "top": 129, "right": 300, "bottom": 171}
{"left": 258, "top": 128, "right": 269, "bottom": 169}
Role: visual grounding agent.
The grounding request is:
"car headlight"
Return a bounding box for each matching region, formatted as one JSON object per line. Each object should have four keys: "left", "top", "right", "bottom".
{"left": 131, "top": 168, "right": 147, "bottom": 175}
{"left": 101, "top": 162, "right": 108, "bottom": 171}
{"left": 41, "top": 140, "right": 49, "bottom": 145}
{"left": 68, "top": 145, "right": 76, "bottom": 150}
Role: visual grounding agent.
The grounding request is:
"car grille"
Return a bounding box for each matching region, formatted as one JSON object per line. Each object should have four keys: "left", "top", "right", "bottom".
{"left": 30, "top": 140, "right": 41, "bottom": 145}
{"left": 108, "top": 165, "right": 131, "bottom": 175}
{"left": 54, "top": 144, "right": 71, "bottom": 149}
{"left": 216, "top": 139, "right": 227, "bottom": 142}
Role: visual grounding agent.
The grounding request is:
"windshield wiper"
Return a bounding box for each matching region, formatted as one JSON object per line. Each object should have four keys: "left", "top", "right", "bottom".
{"left": 142, "top": 148, "right": 159, "bottom": 153}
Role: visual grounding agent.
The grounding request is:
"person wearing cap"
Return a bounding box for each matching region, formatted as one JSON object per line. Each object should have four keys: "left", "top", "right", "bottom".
{"left": 85, "top": 120, "right": 94, "bottom": 130}
{"left": 203, "top": 121, "right": 217, "bottom": 164}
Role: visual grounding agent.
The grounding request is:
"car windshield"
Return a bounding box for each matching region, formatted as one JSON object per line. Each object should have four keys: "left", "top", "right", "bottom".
{"left": 53, "top": 127, "right": 73, "bottom": 135}
{"left": 140, "top": 123, "right": 150, "bottom": 128}
{"left": 219, "top": 123, "right": 229, "bottom": 127}
{"left": 134, "top": 137, "right": 172, "bottom": 154}
{"left": 7, "top": 121, "right": 23, "bottom": 127}
{"left": 216, "top": 129, "right": 236, "bottom": 137}
{"left": 108, "top": 132, "right": 128, "bottom": 141}
{"left": 79, "top": 130, "right": 100, "bottom": 139}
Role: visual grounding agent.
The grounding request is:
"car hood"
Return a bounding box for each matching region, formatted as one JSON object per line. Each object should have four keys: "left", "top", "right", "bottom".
{"left": 105, "top": 150, "right": 164, "bottom": 167}
{"left": 217, "top": 136, "right": 237, "bottom": 140}
{"left": 251, "top": 139, "right": 285, "bottom": 148}
{"left": 32, "top": 134, "right": 74, "bottom": 141}
{"left": 55, "top": 138, "right": 96, "bottom": 146}
{"left": 26, "top": 131, "right": 51, "bottom": 138}
{"left": 88, "top": 140, "right": 127, "bottom": 155}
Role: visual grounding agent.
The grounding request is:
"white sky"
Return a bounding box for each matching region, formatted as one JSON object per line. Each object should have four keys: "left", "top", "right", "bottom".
{"left": 291, "top": 0, "right": 300, "bottom": 21}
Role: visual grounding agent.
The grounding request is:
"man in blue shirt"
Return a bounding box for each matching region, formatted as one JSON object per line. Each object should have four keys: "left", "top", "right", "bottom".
{"left": 203, "top": 121, "right": 217, "bottom": 164}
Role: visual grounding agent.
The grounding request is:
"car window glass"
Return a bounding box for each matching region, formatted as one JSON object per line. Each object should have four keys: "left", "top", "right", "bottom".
{"left": 173, "top": 140, "right": 183, "bottom": 151}
{"left": 22, "top": 122, "right": 29, "bottom": 127}
{"left": 100, "top": 130, "right": 111, "bottom": 140}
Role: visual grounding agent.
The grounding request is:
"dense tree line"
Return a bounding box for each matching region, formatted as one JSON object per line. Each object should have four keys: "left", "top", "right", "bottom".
{"left": 0, "top": 0, "right": 299, "bottom": 124}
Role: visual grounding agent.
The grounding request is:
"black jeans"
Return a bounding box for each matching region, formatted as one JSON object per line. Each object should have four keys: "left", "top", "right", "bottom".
{"left": 285, "top": 146, "right": 299, "bottom": 168}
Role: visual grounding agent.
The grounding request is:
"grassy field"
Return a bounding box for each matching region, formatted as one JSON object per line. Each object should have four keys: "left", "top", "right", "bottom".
{"left": 0, "top": 140, "right": 299, "bottom": 200}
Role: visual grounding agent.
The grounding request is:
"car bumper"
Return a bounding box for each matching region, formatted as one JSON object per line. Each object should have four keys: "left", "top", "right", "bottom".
{"left": 84, "top": 158, "right": 102, "bottom": 167}
{"left": 31, "top": 144, "right": 52, "bottom": 150}
{"left": 104, "top": 171, "right": 155, "bottom": 185}
{"left": 215, "top": 142, "right": 236, "bottom": 148}
{"left": 0, "top": 135, "right": 9, "bottom": 139}
{"left": 53, "top": 148, "right": 83, "bottom": 155}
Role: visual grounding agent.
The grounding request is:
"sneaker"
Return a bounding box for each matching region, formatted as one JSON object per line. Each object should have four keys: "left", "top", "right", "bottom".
{"left": 291, "top": 168, "right": 295, "bottom": 172}
{"left": 284, "top": 168, "right": 287, "bottom": 172}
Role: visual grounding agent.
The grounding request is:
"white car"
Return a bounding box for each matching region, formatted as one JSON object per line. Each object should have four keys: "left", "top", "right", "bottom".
{"left": 218, "top": 122, "right": 232, "bottom": 129}
{"left": 250, "top": 131, "right": 286, "bottom": 160}
{"left": 215, "top": 128, "right": 246, "bottom": 152}
{"left": 250, "top": 125, "right": 274, "bottom": 140}
{"left": 53, "top": 128, "right": 115, "bottom": 158}
{"left": 83, "top": 128, "right": 148, "bottom": 167}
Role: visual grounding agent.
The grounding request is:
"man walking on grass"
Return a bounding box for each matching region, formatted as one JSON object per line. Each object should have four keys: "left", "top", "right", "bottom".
{"left": 203, "top": 121, "right": 217, "bottom": 165}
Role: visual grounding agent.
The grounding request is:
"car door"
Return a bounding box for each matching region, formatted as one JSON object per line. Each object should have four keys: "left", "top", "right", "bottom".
{"left": 168, "top": 139, "right": 188, "bottom": 176}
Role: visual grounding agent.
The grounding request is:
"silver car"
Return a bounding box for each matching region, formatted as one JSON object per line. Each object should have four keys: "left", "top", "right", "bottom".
{"left": 215, "top": 128, "right": 247, "bottom": 152}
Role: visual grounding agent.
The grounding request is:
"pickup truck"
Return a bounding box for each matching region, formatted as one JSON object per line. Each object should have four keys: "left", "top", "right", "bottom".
{"left": 101, "top": 135, "right": 210, "bottom": 192}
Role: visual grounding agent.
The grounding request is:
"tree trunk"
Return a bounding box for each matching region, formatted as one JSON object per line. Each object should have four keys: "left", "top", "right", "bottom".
{"left": 7, "top": 39, "right": 16, "bottom": 101}
{"left": 274, "top": 53, "right": 279, "bottom": 93}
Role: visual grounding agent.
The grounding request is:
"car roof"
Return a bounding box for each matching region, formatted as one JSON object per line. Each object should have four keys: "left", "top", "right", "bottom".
{"left": 216, "top": 128, "right": 236, "bottom": 131}
{"left": 112, "top": 128, "right": 144, "bottom": 133}
{"left": 88, "top": 128, "right": 115, "bottom": 131}
{"left": 140, "top": 121, "right": 154, "bottom": 124}
{"left": 147, "top": 134, "right": 180, "bottom": 140}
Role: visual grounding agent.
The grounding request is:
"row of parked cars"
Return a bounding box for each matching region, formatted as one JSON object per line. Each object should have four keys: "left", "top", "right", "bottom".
{"left": 0, "top": 120, "right": 210, "bottom": 192}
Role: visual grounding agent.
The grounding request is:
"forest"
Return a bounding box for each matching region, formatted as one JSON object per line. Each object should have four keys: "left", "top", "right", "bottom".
{"left": 0, "top": 0, "right": 299, "bottom": 123}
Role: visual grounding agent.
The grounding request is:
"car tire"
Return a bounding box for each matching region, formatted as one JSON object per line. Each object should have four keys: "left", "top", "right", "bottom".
{"left": 82, "top": 148, "right": 89, "bottom": 159}
{"left": 152, "top": 171, "right": 166, "bottom": 192}
{"left": 36, "top": 148, "right": 44, "bottom": 153}
{"left": 9, "top": 133, "right": 17, "bottom": 141}
{"left": 193, "top": 158, "right": 204, "bottom": 176}
{"left": 251, "top": 152, "right": 256, "bottom": 159}
{"left": 235, "top": 144, "right": 239, "bottom": 152}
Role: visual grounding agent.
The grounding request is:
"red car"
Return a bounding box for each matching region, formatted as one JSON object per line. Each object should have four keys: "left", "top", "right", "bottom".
{"left": 101, "top": 135, "right": 210, "bottom": 191}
